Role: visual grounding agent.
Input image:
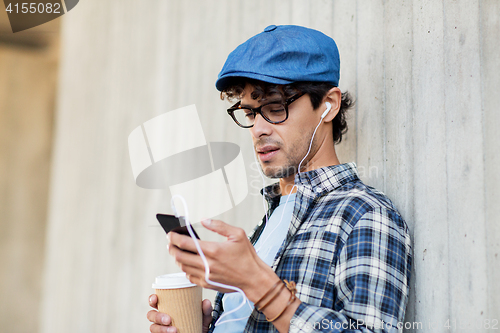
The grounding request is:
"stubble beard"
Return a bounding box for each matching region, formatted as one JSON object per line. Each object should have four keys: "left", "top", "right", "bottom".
{"left": 257, "top": 128, "right": 317, "bottom": 179}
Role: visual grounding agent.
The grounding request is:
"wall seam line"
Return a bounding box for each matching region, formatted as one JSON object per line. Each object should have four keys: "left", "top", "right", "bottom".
{"left": 355, "top": 0, "right": 359, "bottom": 166}
{"left": 477, "top": 0, "right": 489, "bottom": 319}
{"left": 382, "top": 0, "right": 387, "bottom": 194}
{"left": 442, "top": 0, "right": 452, "bottom": 325}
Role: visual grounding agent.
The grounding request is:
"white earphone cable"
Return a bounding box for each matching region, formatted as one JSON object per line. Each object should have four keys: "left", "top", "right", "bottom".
{"left": 170, "top": 195, "right": 253, "bottom": 326}
{"left": 252, "top": 149, "right": 269, "bottom": 226}
{"left": 254, "top": 112, "right": 325, "bottom": 252}
{"left": 170, "top": 103, "right": 329, "bottom": 326}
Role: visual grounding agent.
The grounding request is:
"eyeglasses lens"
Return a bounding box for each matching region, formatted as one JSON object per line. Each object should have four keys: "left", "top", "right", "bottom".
{"left": 232, "top": 103, "right": 286, "bottom": 127}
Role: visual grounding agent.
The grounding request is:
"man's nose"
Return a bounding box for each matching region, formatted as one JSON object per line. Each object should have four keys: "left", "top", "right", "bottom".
{"left": 250, "top": 113, "right": 272, "bottom": 137}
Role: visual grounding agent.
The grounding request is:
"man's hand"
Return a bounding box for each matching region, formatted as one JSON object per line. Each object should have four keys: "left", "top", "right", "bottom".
{"left": 168, "top": 219, "right": 278, "bottom": 301}
{"left": 147, "top": 294, "right": 213, "bottom": 333}
{"left": 167, "top": 219, "right": 299, "bottom": 333}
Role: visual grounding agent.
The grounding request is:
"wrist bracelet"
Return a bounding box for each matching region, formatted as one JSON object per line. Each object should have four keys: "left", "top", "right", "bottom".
{"left": 254, "top": 280, "right": 281, "bottom": 309}
{"left": 258, "top": 281, "right": 285, "bottom": 312}
{"left": 266, "top": 280, "right": 297, "bottom": 322}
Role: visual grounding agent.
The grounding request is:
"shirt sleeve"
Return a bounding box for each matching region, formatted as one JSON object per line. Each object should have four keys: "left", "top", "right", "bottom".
{"left": 289, "top": 207, "right": 412, "bottom": 333}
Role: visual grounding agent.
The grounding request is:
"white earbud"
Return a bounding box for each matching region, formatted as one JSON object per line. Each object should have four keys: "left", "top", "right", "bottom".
{"left": 321, "top": 102, "right": 332, "bottom": 119}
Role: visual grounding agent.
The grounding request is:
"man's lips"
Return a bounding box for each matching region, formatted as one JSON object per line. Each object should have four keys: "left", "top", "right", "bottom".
{"left": 256, "top": 145, "right": 280, "bottom": 162}
{"left": 256, "top": 145, "right": 279, "bottom": 153}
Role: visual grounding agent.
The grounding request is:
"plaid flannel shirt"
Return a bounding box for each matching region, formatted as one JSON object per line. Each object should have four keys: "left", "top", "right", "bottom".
{"left": 208, "top": 163, "right": 412, "bottom": 333}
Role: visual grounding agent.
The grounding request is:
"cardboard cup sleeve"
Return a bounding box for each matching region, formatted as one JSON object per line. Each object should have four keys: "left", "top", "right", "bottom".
{"left": 153, "top": 273, "right": 202, "bottom": 333}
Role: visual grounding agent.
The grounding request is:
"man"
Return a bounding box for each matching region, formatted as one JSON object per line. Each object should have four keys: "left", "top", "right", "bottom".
{"left": 147, "top": 25, "right": 412, "bottom": 333}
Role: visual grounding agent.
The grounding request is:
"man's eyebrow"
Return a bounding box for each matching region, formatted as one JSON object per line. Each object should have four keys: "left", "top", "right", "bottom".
{"left": 240, "top": 98, "right": 282, "bottom": 108}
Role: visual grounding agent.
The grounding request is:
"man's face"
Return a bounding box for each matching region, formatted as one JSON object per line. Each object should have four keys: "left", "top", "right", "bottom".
{"left": 240, "top": 84, "right": 321, "bottom": 179}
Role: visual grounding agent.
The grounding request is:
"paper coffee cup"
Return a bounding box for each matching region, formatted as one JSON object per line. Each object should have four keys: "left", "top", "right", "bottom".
{"left": 153, "top": 273, "right": 202, "bottom": 333}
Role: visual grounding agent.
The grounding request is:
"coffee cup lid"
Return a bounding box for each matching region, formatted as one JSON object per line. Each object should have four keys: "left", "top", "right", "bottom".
{"left": 152, "top": 272, "right": 197, "bottom": 289}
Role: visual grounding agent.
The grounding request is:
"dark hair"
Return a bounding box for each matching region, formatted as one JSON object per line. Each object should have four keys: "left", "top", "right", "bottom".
{"left": 220, "top": 79, "right": 354, "bottom": 144}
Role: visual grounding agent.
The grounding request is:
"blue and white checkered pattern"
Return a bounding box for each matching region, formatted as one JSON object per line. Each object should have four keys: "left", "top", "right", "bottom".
{"left": 208, "top": 163, "right": 412, "bottom": 333}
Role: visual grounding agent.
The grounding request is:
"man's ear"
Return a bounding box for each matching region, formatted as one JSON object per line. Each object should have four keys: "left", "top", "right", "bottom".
{"left": 322, "top": 87, "right": 342, "bottom": 122}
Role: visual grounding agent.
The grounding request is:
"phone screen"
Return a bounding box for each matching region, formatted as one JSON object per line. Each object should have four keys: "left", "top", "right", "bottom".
{"left": 156, "top": 214, "right": 200, "bottom": 239}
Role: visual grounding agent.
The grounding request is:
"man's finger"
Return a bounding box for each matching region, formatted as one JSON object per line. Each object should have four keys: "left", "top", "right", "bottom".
{"left": 202, "top": 299, "right": 213, "bottom": 332}
{"left": 149, "top": 294, "right": 158, "bottom": 309}
{"left": 181, "top": 264, "right": 205, "bottom": 280}
{"left": 201, "top": 219, "right": 242, "bottom": 239}
{"left": 150, "top": 324, "right": 177, "bottom": 333}
{"left": 168, "top": 232, "right": 199, "bottom": 253}
{"left": 169, "top": 244, "right": 205, "bottom": 270}
{"left": 202, "top": 299, "right": 212, "bottom": 316}
{"left": 147, "top": 310, "right": 172, "bottom": 325}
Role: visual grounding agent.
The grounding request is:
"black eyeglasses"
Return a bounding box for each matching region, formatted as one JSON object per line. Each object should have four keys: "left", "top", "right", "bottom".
{"left": 227, "top": 93, "right": 306, "bottom": 128}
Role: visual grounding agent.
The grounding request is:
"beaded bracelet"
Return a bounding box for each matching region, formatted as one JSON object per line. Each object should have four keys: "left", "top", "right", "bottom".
{"left": 266, "top": 280, "right": 297, "bottom": 322}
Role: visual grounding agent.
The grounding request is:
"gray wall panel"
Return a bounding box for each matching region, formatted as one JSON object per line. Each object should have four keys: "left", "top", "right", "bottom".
{"left": 411, "top": 1, "right": 450, "bottom": 331}
{"left": 40, "top": 1, "right": 500, "bottom": 332}
{"left": 443, "top": 0, "right": 489, "bottom": 326}
{"left": 481, "top": 0, "right": 500, "bottom": 323}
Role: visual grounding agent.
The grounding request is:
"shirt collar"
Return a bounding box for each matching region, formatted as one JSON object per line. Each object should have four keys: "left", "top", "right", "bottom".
{"left": 260, "top": 162, "right": 360, "bottom": 201}
{"left": 295, "top": 162, "right": 359, "bottom": 195}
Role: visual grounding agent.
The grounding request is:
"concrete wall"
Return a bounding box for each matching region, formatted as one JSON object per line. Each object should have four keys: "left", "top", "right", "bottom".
{"left": 0, "top": 12, "right": 60, "bottom": 333}
{"left": 40, "top": 0, "right": 499, "bottom": 332}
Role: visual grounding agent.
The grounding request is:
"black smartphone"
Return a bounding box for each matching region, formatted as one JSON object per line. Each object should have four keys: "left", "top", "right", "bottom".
{"left": 156, "top": 214, "right": 200, "bottom": 239}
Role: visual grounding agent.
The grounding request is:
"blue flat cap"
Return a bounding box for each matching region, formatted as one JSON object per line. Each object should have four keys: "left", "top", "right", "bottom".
{"left": 216, "top": 25, "right": 340, "bottom": 91}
